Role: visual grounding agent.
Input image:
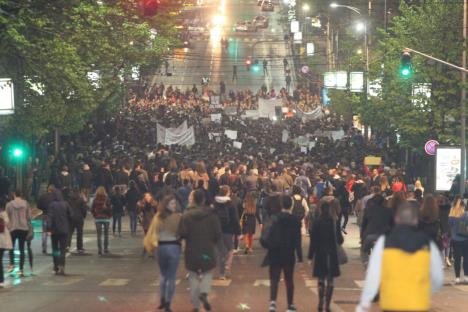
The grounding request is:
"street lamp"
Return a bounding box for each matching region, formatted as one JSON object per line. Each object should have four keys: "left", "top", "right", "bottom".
{"left": 355, "top": 21, "right": 365, "bottom": 32}
{"left": 302, "top": 3, "right": 310, "bottom": 12}
{"left": 330, "top": 3, "right": 362, "bottom": 15}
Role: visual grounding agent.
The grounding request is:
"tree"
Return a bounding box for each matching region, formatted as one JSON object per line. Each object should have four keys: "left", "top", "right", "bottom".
{"left": 0, "top": 0, "right": 179, "bottom": 139}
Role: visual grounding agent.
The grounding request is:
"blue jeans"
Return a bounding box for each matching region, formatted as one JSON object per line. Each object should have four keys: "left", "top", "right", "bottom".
{"left": 95, "top": 221, "right": 110, "bottom": 254}
{"left": 128, "top": 210, "right": 137, "bottom": 234}
{"left": 112, "top": 213, "right": 122, "bottom": 234}
{"left": 157, "top": 243, "right": 181, "bottom": 305}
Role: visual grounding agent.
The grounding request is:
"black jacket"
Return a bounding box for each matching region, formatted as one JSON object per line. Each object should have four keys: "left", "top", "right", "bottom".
{"left": 308, "top": 216, "right": 343, "bottom": 278}
{"left": 125, "top": 187, "right": 141, "bottom": 212}
{"left": 66, "top": 192, "right": 88, "bottom": 224}
{"left": 178, "top": 205, "right": 222, "bottom": 273}
{"left": 262, "top": 211, "right": 303, "bottom": 267}
{"left": 361, "top": 194, "right": 393, "bottom": 239}
{"left": 37, "top": 192, "right": 54, "bottom": 214}
{"left": 48, "top": 190, "right": 72, "bottom": 235}
{"left": 213, "top": 196, "right": 241, "bottom": 235}
{"left": 79, "top": 171, "right": 93, "bottom": 189}
{"left": 110, "top": 194, "right": 125, "bottom": 214}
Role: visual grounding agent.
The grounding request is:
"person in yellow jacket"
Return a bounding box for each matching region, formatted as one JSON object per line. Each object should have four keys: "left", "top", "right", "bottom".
{"left": 144, "top": 194, "right": 181, "bottom": 312}
{"left": 356, "top": 201, "right": 444, "bottom": 312}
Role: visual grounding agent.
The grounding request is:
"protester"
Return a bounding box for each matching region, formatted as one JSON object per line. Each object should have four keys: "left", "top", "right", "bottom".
{"left": 262, "top": 195, "right": 302, "bottom": 312}
{"left": 138, "top": 192, "right": 158, "bottom": 235}
{"left": 0, "top": 198, "right": 12, "bottom": 287}
{"left": 6, "top": 190, "right": 31, "bottom": 277}
{"left": 91, "top": 186, "right": 112, "bottom": 255}
{"left": 48, "top": 189, "right": 72, "bottom": 275}
{"left": 438, "top": 194, "right": 452, "bottom": 267}
{"left": 356, "top": 202, "right": 444, "bottom": 312}
{"left": 65, "top": 187, "right": 88, "bottom": 253}
{"left": 309, "top": 202, "right": 343, "bottom": 312}
{"left": 110, "top": 186, "right": 125, "bottom": 236}
{"left": 125, "top": 180, "right": 141, "bottom": 235}
{"left": 448, "top": 198, "right": 468, "bottom": 284}
{"left": 241, "top": 192, "right": 261, "bottom": 254}
{"left": 144, "top": 194, "right": 182, "bottom": 312}
{"left": 360, "top": 188, "right": 393, "bottom": 266}
{"left": 178, "top": 189, "right": 222, "bottom": 312}
{"left": 36, "top": 184, "right": 55, "bottom": 254}
{"left": 418, "top": 194, "right": 440, "bottom": 243}
{"left": 213, "top": 185, "right": 240, "bottom": 279}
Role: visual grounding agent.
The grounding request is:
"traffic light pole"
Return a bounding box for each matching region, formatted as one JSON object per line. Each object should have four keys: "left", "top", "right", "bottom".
{"left": 403, "top": 43, "right": 468, "bottom": 196}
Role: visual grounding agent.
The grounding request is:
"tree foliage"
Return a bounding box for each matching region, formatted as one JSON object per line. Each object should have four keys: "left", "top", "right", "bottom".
{"left": 0, "top": 0, "right": 179, "bottom": 138}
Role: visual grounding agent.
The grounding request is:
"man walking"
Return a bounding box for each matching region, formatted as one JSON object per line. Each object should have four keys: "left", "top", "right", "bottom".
{"left": 232, "top": 65, "right": 238, "bottom": 82}
{"left": 263, "top": 59, "right": 268, "bottom": 76}
{"left": 48, "top": 189, "right": 72, "bottom": 275}
{"left": 356, "top": 202, "right": 444, "bottom": 312}
{"left": 178, "top": 189, "right": 221, "bottom": 312}
{"left": 36, "top": 185, "right": 55, "bottom": 254}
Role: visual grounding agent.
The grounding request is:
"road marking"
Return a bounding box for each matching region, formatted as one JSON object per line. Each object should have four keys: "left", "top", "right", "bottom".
{"left": 99, "top": 278, "right": 130, "bottom": 286}
{"left": 308, "top": 288, "right": 345, "bottom": 312}
{"left": 304, "top": 278, "right": 316, "bottom": 287}
{"left": 212, "top": 279, "right": 232, "bottom": 286}
{"left": 253, "top": 279, "right": 270, "bottom": 287}
{"left": 354, "top": 280, "right": 365, "bottom": 288}
{"left": 151, "top": 279, "right": 181, "bottom": 286}
{"left": 44, "top": 277, "right": 83, "bottom": 286}
{"left": 453, "top": 284, "right": 468, "bottom": 292}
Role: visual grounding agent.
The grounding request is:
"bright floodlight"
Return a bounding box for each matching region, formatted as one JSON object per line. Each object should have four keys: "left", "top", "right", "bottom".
{"left": 302, "top": 3, "right": 310, "bottom": 12}
{"left": 330, "top": 3, "right": 339, "bottom": 8}
{"left": 213, "top": 15, "right": 225, "bottom": 26}
{"left": 355, "top": 22, "right": 365, "bottom": 32}
{"left": 13, "top": 148, "right": 23, "bottom": 157}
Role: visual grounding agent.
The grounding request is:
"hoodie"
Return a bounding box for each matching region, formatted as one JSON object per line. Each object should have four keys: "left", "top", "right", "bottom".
{"left": 178, "top": 205, "right": 222, "bottom": 272}
{"left": 48, "top": 190, "right": 72, "bottom": 235}
{"left": 214, "top": 196, "right": 241, "bottom": 235}
{"left": 6, "top": 197, "right": 31, "bottom": 231}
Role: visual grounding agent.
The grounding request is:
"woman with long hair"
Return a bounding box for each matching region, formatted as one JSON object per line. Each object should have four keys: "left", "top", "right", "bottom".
{"left": 241, "top": 192, "right": 261, "bottom": 254}
{"left": 138, "top": 193, "right": 158, "bottom": 235}
{"left": 309, "top": 202, "right": 343, "bottom": 312}
{"left": 418, "top": 194, "right": 440, "bottom": 243}
{"left": 91, "top": 186, "right": 112, "bottom": 255}
{"left": 144, "top": 194, "right": 182, "bottom": 312}
{"left": 379, "top": 176, "right": 392, "bottom": 197}
{"left": 448, "top": 198, "right": 468, "bottom": 284}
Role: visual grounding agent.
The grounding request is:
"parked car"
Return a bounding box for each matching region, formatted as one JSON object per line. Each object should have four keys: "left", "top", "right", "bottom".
{"left": 261, "top": 1, "right": 274, "bottom": 12}
{"left": 234, "top": 21, "right": 257, "bottom": 32}
{"left": 253, "top": 16, "right": 269, "bottom": 28}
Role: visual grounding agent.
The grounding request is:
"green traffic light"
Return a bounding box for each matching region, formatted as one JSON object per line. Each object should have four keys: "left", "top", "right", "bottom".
{"left": 13, "top": 148, "right": 23, "bottom": 157}
{"left": 252, "top": 65, "right": 260, "bottom": 72}
{"left": 401, "top": 67, "right": 410, "bottom": 77}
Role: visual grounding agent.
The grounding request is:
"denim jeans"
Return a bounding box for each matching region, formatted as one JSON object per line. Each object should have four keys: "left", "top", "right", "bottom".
{"left": 157, "top": 244, "right": 181, "bottom": 305}
{"left": 128, "top": 210, "right": 137, "bottom": 234}
{"left": 9, "top": 230, "right": 28, "bottom": 270}
{"left": 95, "top": 221, "right": 110, "bottom": 253}
{"left": 216, "top": 233, "right": 234, "bottom": 276}
{"left": 112, "top": 213, "right": 122, "bottom": 234}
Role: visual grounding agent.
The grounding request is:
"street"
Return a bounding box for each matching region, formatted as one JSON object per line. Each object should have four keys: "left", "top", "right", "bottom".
{"left": 153, "top": 0, "right": 294, "bottom": 92}
{"left": 0, "top": 216, "right": 466, "bottom": 312}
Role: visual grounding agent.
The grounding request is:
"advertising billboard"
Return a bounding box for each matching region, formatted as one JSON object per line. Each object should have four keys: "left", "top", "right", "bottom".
{"left": 435, "top": 146, "right": 461, "bottom": 192}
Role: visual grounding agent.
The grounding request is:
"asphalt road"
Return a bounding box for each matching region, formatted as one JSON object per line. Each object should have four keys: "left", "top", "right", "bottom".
{"left": 1, "top": 216, "right": 467, "bottom": 312}
{"left": 152, "top": 0, "right": 294, "bottom": 93}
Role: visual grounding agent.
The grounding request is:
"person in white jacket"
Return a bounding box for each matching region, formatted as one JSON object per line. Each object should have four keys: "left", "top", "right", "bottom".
{"left": 0, "top": 202, "right": 13, "bottom": 287}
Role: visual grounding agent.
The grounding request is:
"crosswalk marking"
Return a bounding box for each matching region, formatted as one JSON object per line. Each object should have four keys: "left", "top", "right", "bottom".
{"left": 151, "top": 279, "right": 181, "bottom": 286}
{"left": 454, "top": 284, "right": 468, "bottom": 292}
{"left": 354, "top": 280, "right": 365, "bottom": 288}
{"left": 212, "top": 279, "right": 232, "bottom": 286}
{"left": 304, "top": 278, "right": 316, "bottom": 287}
{"left": 99, "top": 278, "right": 130, "bottom": 286}
{"left": 44, "top": 278, "right": 83, "bottom": 286}
{"left": 253, "top": 279, "right": 270, "bottom": 287}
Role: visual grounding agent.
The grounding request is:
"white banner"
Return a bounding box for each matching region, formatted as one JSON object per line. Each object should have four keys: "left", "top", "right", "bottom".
{"left": 233, "top": 141, "right": 242, "bottom": 149}
{"left": 157, "top": 121, "right": 195, "bottom": 146}
{"left": 258, "top": 98, "right": 282, "bottom": 119}
{"left": 297, "top": 106, "right": 324, "bottom": 120}
{"left": 282, "top": 130, "right": 289, "bottom": 143}
{"left": 224, "top": 129, "right": 238, "bottom": 140}
{"left": 244, "top": 110, "right": 259, "bottom": 119}
{"left": 210, "top": 95, "right": 221, "bottom": 108}
{"left": 211, "top": 113, "right": 222, "bottom": 123}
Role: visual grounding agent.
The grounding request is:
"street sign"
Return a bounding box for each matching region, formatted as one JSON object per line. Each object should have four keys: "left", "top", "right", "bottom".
{"left": 290, "top": 20, "right": 299, "bottom": 33}
{"left": 0, "top": 78, "right": 14, "bottom": 115}
{"left": 425, "top": 139, "right": 439, "bottom": 156}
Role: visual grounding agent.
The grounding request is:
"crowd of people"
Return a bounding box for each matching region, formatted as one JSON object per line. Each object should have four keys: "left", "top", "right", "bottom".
{"left": 0, "top": 82, "right": 457, "bottom": 312}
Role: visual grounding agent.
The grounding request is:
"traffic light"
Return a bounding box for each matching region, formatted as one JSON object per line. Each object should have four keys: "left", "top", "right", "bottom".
{"left": 400, "top": 51, "right": 412, "bottom": 79}
{"left": 8, "top": 143, "right": 27, "bottom": 162}
{"left": 245, "top": 59, "right": 251, "bottom": 65}
{"left": 252, "top": 59, "right": 260, "bottom": 72}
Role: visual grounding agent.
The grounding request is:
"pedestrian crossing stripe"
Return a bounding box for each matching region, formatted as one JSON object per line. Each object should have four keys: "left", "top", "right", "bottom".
{"left": 99, "top": 278, "right": 130, "bottom": 286}
{"left": 151, "top": 279, "right": 181, "bottom": 286}
{"left": 253, "top": 279, "right": 270, "bottom": 287}
{"left": 212, "top": 279, "right": 232, "bottom": 286}
{"left": 304, "top": 278, "right": 316, "bottom": 287}
{"left": 43, "top": 278, "right": 83, "bottom": 286}
{"left": 454, "top": 285, "right": 468, "bottom": 292}
{"left": 354, "top": 280, "right": 365, "bottom": 288}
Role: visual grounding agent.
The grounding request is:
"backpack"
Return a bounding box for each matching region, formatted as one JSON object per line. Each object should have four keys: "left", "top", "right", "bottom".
{"left": 260, "top": 215, "right": 281, "bottom": 249}
{"left": 216, "top": 202, "right": 231, "bottom": 229}
{"left": 292, "top": 197, "right": 306, "bottom": 220}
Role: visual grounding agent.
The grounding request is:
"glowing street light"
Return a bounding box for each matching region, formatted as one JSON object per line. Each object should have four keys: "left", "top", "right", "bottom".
{"left": 302, "top": 3, "right": 310, "bottom": 12}
{"left": 355, "top": 21, "right": 365, "bottom": 32}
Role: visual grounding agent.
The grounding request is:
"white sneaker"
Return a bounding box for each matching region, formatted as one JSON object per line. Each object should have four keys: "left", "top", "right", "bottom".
{"left": 269, "top": 301, "right": 276, "bottom": 312}
{"left": 455, "top": 277, "right": 461, "bottom": 284}
{"left": 0, "top": 283, "right": 4, "bottom": 288}
{"left": 464, "top": 277, "right": 468, "bottom": 284}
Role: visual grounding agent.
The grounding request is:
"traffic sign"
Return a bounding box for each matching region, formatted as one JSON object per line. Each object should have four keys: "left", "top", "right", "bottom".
{"left": 424, "top": 140, "right": 439, "bottom": 156}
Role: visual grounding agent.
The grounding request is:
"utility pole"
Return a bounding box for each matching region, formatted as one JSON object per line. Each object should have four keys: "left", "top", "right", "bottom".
{"left": 461, "top": 0, "right": 467, "bottom": 196}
